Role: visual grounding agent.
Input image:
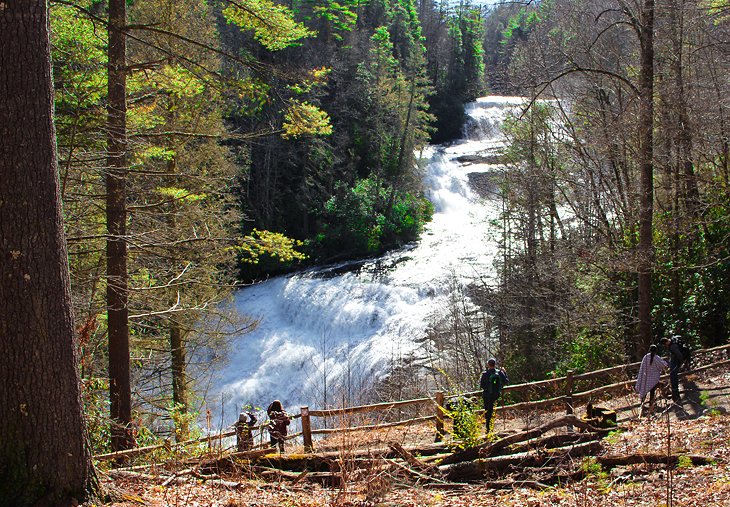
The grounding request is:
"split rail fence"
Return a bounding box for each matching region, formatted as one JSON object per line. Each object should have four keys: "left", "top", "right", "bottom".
{"left": 95, "top": 343, "right": 730, "bottom": 462}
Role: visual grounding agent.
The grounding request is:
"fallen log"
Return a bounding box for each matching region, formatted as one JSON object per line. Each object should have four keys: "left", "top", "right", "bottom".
{"left": 198, "top": 447, "right": 277, "bottom": 474}
{"left": 596, "top": 453, "right": 714, "bottom": 468}
{"left": 94, "top": 428, "right": 239, "bottom": 462}
{"left": 389, "top": 459, "right": 448, "bottom": 484}
{"left": 506, "top": 431, "right": 604, "bottom": 456}
{"left": 105, "top": 470, "right": 159, "bottom": 481}
{"left": 441, "top": 440, "right": 603, "bottom": 482}
{"left": 388, "top": 442, "right": 441, "bottom": 476}
{"left": 439, "top": 415, "right": 606, "bottom": 466}
{"left": 425, "top": 479, "right": 552, "bottom": 490}
{"left": 236, "top": 443, "right": 450, "bottom": 473}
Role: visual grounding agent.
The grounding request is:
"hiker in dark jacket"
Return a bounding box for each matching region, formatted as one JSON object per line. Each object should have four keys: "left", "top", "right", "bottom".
{"left": 661, "top": 336, "right": 683, "bottom": 402}
{"left": 266, "top": 400, "right": 290, "bottom": 453}
{"left": 235, "top": 409, "right": 257, "bottom": 452}
{"left": 479, "top": 358, "right": 509, "bottom": 434}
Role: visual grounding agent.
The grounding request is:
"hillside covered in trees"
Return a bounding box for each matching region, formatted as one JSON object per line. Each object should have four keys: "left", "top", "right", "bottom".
{"left": 1, "top": 0, "right": 729, "bottom": 505}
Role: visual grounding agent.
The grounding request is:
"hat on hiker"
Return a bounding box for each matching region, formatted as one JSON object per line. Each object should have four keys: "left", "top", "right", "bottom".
{"left": 487, "top": 358, "right": 496, "bottom": 367}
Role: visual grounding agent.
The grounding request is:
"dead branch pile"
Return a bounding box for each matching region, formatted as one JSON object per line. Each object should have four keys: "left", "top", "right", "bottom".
{"left": 108, "top": 414, "right": 714, "bottom": 491}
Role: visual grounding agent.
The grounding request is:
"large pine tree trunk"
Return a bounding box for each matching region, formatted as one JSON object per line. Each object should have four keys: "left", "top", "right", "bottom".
{"left": 637, "top": 0, "right": 656, "bottom": 358}
{"left": 0, "top": 2, "right": 95, "bottom": 503}
{"left": 107, "top": 0, "right": 134, "bottom": 453}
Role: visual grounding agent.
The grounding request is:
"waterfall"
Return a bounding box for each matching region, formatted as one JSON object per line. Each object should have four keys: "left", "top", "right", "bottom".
{"left": 205, "top": 96, "right": 526, "bottom": 424}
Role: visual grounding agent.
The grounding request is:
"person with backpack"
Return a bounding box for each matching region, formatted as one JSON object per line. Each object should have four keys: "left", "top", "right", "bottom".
{"left": 479, "top": 358, "right": 509, "bottom": 434}
{"left": 661, "top": 336, "right": 688, "bottom": 402}
{"left": 235, "top": 408, "right": 257, "bottom": 452}
{"left": 635, "top": 344, "right": 668, "bottom": 417}
{"left": 266, "top": 400, "right": 290, "bottom": 453}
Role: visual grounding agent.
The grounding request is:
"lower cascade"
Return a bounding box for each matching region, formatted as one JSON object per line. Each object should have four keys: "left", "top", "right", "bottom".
{"left": 205, "top": 96, "right": 526, "bottom": 425}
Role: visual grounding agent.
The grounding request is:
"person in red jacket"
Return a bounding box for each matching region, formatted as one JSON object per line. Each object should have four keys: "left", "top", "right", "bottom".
{"left": 267, "top": 400, "right": 290, "bottom": 453}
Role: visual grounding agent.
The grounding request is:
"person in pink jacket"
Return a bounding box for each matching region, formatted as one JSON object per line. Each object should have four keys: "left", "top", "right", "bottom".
{"left": 635, "top": 344, "right": 668, "bottom": 417}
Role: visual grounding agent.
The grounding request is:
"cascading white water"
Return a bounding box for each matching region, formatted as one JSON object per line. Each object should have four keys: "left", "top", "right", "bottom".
{"left": 205, "top": 96, "right": 526, "bottom": 424}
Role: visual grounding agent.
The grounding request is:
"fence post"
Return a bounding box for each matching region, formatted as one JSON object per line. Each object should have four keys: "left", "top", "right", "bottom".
{"left": 301, "top": 406, "right": 313, "bottom": 452}
{"left": 435, "top": 391, "right": 445, "bottom": 442}
{"left": 566, "top": 370, "right": 575, "bottom": 433}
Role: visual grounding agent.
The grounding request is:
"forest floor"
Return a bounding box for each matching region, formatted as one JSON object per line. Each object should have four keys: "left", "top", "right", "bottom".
{"left": 102, "top": 365, "right": 730, "bottom": 507}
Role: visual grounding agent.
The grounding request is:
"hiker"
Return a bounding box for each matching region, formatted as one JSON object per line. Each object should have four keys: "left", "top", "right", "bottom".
{"left": 266, "top": 400, "right": 290, "bottom": 453}
{"left": 479, "top": 358, "right": 508, "bottom": 434}
{"left": 661, "top": 336, "right": 684, "bottom": 402}
{"left": 635, "top": 344, "right": 668, "bottom": 417}
{"left": 235, "top": 409, "right": 257, "bottom": 452}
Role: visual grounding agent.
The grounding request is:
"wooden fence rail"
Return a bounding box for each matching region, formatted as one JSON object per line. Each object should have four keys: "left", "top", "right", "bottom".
{"left": 94, "top": 343, "right": 730, "bottom": 459}
{"left": 298, "top": 343, "right": 730, "bottom": 451}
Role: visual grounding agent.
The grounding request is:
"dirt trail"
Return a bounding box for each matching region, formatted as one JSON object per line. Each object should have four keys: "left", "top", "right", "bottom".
{"left": 489, "top": 365, "right": 730, "bottom": 439}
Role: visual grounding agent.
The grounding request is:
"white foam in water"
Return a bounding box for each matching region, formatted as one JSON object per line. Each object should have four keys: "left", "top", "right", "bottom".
{"left": 204, "top": 96, "right": 526, "bottom": 426}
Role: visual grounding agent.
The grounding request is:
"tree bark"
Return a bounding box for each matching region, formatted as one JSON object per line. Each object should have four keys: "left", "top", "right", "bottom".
{"left": 0, "top": 1, "right": 95, "bottom": 503}
{"left": 170, "top": 321, "right": 189, "bottom": 440}
{"left": 637, "top": 0, "right": 656, "bottom": 358}
{"left": 107, "top": 0, "right": 134, "bottom": 453}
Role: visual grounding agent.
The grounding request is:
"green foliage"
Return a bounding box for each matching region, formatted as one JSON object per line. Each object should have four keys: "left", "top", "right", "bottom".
{"left": 651, "top": 176, "right": 730, "bottom": 347}
{"left": 676, "top": 455, "right": 694, "bottom": 470}
{"left": 237, "top": 229, "right": 308, "bottom": 265}
{"left": 50, "top": 3, "right": 108, "bottom": 108}
{"left": 82, "top": 377, "right": 111, "bottom": 455}
{"left": 316, "top": 177, "right": 433, "bottom": 258}
{"left": 553, "top": 329, "right": 624, "bottom": 376}
{"left": 311, "top": 0, "right": 360, "bottom": 38}
{"left": 447, "top": 397, "right": 481, "bottom": 449}
{"left": 223, "top": 0, "right": 314, "bottom": 50}
{"left": 603, "top": 429, "right": 625, "bottom": 445}
{"left": 281, "top": 100, "right": 333, "bottom": 139}
{"left": 501, "top": 7, "right": 541, "bottom": 44}
{"left": 168, "top": 402, "right": 202, "bottom": 442}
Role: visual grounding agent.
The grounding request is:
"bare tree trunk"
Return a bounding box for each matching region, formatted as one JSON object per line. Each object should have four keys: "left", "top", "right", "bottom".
{"left": 107, "top": 0, "right": 134, "bottom": 453}
{"left": 170, "top": 322, "right": 189, "bottom": 440}
{"left": 637, "top": 0, "right": 656, "bottom": 358}
{"left": 667, "top": 0, "right": 700, "bottom": 216}
{"left": 0, "top": 1, "right": 95, "bottom": 503}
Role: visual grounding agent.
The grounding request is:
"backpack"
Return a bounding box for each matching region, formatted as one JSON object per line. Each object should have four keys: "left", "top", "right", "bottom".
{"left": 481, "top": 369, "right": 505, "bottom": 400}
{"left": 672, "top": 336, "right": 692, "bottom": 367}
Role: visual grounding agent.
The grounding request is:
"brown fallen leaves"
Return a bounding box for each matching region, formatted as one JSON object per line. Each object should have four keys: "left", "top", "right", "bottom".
{"left": 104, "top": 368, "right": 730, "bottom": 507}
{"left": 103, "top": 412, "right": 730, "bottom": 507}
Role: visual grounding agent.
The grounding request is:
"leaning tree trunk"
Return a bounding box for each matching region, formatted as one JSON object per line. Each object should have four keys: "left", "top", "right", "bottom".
{"left": 0, "top": 1, "right": 95, "bottom": 504}
{"left": 107, "top": 0, "right": 134, "bottom": 453}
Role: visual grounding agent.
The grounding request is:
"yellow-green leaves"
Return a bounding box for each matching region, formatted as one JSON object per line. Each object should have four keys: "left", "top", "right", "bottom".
{"left": 236, "top": 229, "right": 307, "bottom": 264}
{"left": 156, "top": 187, "right": 208, "bottom": 204}
{"left": 223, "top": 0, "right": 314, "bottom": 51}
{"left": 281, "top": 100, "right": 333, "bottom": 139}
{"left": 288, "top": 66, "right": 332, "bottom": 95}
